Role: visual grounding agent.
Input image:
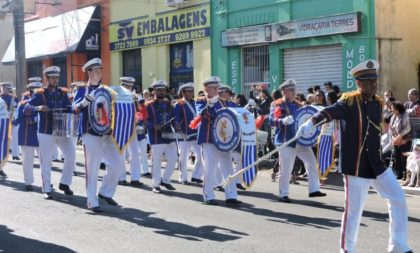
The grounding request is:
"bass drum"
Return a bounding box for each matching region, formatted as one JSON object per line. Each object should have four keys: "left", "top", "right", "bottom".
{"left": 88, "top": 87, "right": 113, "bottom": 135}
{"left": 211, "top": 107, "right": 256, "bottom": 152}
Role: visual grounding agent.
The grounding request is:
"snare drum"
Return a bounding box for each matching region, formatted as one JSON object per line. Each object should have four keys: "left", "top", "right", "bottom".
{"left": 162, "top": 132, "right": 186, "bottom": 140}
{"left": 52, "top": 112, "right": 79, "bottom": 137}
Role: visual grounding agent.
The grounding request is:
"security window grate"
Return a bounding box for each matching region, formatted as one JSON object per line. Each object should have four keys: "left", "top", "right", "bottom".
{"left": 242, "top": 45, "right": 269, "bottom": 98}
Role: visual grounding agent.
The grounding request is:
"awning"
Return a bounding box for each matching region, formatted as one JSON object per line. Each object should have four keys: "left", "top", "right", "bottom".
{"left": 2, "top": 5, "right": 100, "bottom": 63}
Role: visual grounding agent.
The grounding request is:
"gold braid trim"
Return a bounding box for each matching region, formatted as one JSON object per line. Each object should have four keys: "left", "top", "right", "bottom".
{"left": 338, "top": 91, "right": 361, "bottom": 106}
{"left": 374, "top": 94, "right": 384, "bottom": 107}
{"left": 339, "top": 91, "right": 383, "bottom": 107}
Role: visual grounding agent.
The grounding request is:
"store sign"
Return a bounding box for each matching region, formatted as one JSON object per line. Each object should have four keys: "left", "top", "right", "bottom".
{"left": 109, "top": 4, "right": 210, "bottom": 51}
{"left": 222, "top": 12, "right": 361, "bottom": 47}
{"left": 85, "top": 33, "right": 100, "bottom": 50}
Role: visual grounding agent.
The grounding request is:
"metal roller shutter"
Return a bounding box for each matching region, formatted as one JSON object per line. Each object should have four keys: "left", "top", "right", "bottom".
{"left": 283, "top": 45, "right": 342, "bottom": 95}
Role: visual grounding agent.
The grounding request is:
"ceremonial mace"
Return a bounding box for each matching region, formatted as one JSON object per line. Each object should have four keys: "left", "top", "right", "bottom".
{"left": 223, "top": 118, "right": 327, "bottom": 187}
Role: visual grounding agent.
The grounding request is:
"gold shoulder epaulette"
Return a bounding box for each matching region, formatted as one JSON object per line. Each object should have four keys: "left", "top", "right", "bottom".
{"left": 339, "top": 91, "right": 361, "bottom": 106}
{"left": 34, "top": 88, "right": 45, "bottom": 94}
{"left": 375, "top": 94, "right": 384, "bottom": 107}
{"left": 145, "top": 99, "right": 155, "bottom": 106}
{"left": 272, "top": 98, "right": 284, "bottom": 106}
{"left": 177, "top": 99, "right": 185, "bottom": 105}
{"left": 60, "top": 87, "right": 68, "bottom": 93}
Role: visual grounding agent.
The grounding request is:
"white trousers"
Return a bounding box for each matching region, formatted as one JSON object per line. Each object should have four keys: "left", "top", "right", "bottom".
{"left": 340, "top": 169, "right": 410, "bottom": 253}
{"left": 11, "top": 125, "right": 20, "bottom": 157}
{"left": 37, "top": 133, "right": 76, "bottom": 193}
{"left": 120, "top": 138, "right": 141, "bottom": 181}
{"left": 138, "top": 138, "right": 149, "bottom": 174}
{"left": 278, "top": 144, "right": 320, "bottom": 197}
{"left": 52, "top": 144, "right": 59, "bottom": 160}
{"left": 151, "top": 142, "right": 178, "bottom": 187}
{"left": 201, "top": 143, "right": 237, "bottom": 201}
{"left": 178, "top": 140, "right": 204, "bottom": 182}
{"left": 82, "top": 133, "right": 124, "bottom": 208}
{"left": 231, "top": 151, "right": 242, "bottom": 184}
{"left": 21, "top": 146, "right": 36, "bottom": 185}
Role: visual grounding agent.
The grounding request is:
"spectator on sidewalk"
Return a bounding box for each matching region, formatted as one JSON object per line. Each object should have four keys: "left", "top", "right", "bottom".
{"left": 390, "top": 101, "right": 412, "bottom": 180}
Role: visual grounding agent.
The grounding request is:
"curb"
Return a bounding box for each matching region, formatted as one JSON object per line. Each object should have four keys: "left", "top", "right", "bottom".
{"left": 402, "top": 186, "right": 420, "bottom": 196}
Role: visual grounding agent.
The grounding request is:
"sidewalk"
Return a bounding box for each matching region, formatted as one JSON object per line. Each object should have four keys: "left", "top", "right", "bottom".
{"left": 319, "top": 171, "right": 420, "bottom": 196}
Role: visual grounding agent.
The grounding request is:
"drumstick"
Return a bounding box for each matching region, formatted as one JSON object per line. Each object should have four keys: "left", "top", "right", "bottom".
{"left": 222, "top": 118, "right": 327, "bottom": 187}
{"left": 161, "top": 117, "right": 174, "bottom": 127}
{"left": 37, "top": 107, "right": 69, "bottom": 112}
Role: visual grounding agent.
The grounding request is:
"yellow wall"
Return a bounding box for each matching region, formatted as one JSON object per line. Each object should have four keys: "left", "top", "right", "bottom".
{"left": 192, "top": 38, "right": 211, "bottom": 93}
{"left": 109, "top": 0, "right": 211, "bottom": 92}
{"left": 375, "top": 0, "right": 420, "bottom": 101}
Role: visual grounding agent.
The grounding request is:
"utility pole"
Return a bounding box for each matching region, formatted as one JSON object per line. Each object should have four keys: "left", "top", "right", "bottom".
{"left": 13, "top": 0, "right": 26, "bottom": 96}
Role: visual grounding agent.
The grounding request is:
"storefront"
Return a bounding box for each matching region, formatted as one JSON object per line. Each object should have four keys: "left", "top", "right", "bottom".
{"left": 109, "top": 1, "right": 211, "bottom": 92}
{"left": 1, "top": 4, "right": 109, "bottom": 88}
{"left": 211, "top": 0, "right": 376, "bottom": 96}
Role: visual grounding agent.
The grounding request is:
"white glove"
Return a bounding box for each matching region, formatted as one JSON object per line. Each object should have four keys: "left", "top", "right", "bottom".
{"left": 297, "top": 119, "right": 314, "bottom": 138}
{"left": 248, "top": 98, "right": 257, "bottom": 107}
{"left": 208, "top": 96, "right": 219, "bottom": 108}
{"left": 281, "top": 115, "right": 294, "bottom": 125}
{"left": 81, "top": 93, "right": 94, "bottom": 107}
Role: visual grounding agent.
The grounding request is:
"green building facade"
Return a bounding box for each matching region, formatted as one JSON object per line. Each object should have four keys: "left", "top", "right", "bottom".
{"left": 210, "top": 0, "right": 376, "bottom": 95}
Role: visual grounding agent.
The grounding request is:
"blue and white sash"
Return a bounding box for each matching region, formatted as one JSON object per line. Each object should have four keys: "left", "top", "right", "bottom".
{"left": 111, "top": 86, "right": 136, "bottom": 154}
{"left": 317, "top": 121, "right": 335, "bottom": 179}
{"left": 234, "top": 108, "right": 258, "bottom": 188}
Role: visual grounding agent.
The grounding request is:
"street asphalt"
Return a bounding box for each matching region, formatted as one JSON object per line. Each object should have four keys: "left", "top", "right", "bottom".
{"left": 0, "top": 150, "right": 419, "bottom": 253}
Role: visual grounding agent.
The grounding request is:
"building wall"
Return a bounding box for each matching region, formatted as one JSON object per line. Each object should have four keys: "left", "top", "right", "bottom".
{"left": 1, "top": 0, "right": 109, "bottom": 88}
{"left": 0, "top": 13, "right": 16, "bottom": 83}
{"left": 375, "top": 0, "right": 420, "bottom": 101}
{"left": 211, "top": 0, "right": 376, "bottom": 94}
{"left": 109, "top": 0, "right": 211, "bottom": 92}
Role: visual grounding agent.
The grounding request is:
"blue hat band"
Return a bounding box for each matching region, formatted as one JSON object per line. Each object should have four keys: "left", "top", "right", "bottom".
{"left": 356, "top": 73, "right": 379, "bottom": 80}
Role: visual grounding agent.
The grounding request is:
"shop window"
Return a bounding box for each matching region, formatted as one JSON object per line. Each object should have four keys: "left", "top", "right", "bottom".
{"left": 242, "top": 45, "right": 269, "bottom": 98}
{"left": 169, "top": 42, "right": 193, "bottom": 90}
{"left": 52, "top": 57, "right": 67, "bottom": 87}
{"left": 27, "top": 60, "right": 43, "bottom": 81}
{"left": 123, "top": 49, "right": 142, "bottom": 93}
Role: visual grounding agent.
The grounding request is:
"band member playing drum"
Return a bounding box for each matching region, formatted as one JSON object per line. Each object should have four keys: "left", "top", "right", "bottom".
{"left": 196, "top": 77, "right": 241, "bottom": 205}
{"left": 269, "top": 79, "right": 326, "bottom": 203}
{"left": 216, "top": 84, "right": 246, "bottom": 191}
{"left": 15, "top": 81, "right": 43, "bottom": 191}
{"left": 26, "top": 66, "right": 76, "bottom": 200}
{"left": 146, "top": 80, "right": 178, "bottom": 193}
{"left": 73, "top": 58, "right": 124, "bottom": 213}
{"left": 118, "top": 76, "right": 144, "bottom": 187}
{"left": 174, "top": 82, "right": 204, "bottom": 185}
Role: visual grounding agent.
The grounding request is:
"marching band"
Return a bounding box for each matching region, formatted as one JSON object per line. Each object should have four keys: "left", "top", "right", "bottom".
{"left": 0, "top": 58, "right": 413, "bottom": 252}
